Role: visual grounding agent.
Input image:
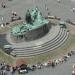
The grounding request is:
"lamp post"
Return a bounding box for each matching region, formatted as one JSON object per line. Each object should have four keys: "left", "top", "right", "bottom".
{"left": 0, "top": 15, "right": 4, "bottom": 27}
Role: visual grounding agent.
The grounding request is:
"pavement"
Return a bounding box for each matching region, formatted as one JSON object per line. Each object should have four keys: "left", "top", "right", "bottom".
{"left": 0, "top": 0, "right": 75, "bottom": 23}
{"left": 24, "top": 55, "right": 75, "bottom": 75}
{"left": 0, "top": 0, "right": 75, "bottom": 75}
{"left": 5, "top": 54, "right": 75, "bottom": 75}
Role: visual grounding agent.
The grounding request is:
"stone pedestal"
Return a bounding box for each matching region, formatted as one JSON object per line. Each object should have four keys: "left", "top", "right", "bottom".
{"left": 11, "top": 22, "right": 51, "bottom": 42}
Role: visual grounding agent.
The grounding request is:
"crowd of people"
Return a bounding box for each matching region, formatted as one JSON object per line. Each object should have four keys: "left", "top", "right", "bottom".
{"left": 0, "top": 0, "right": 22, "bottom": 27}
{"left": 16, "top": 50, "right": 75, "bottom": 75}
{"left": 0, "top": 61, "right": 16, "bottom": 75}
{"left": 0, "top": 50, "right": 75, "bottom": 75}
{"left": 72, "top": 61, "right": 75, "bottom": 75}
{"left": 0, "top": 0, "right": 75, "bottom": 75}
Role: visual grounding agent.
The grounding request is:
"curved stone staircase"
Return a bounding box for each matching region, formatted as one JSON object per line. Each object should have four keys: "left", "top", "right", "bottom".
{"left": 11, "top": 28, "right": 69, "bottom": 57}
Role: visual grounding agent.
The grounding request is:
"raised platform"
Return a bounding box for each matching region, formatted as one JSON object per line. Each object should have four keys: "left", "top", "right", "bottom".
{"left": 6, "top": 25, "right": 60, "bottom": 47}
{"left": 10, "top": 23, "right": 50, "bottom": 42}
{"left": 6, "top": 24, "right": 69, "bottom": 57}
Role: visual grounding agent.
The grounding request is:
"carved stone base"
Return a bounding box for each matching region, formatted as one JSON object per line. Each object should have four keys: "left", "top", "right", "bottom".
{"left": 11, "top": 23, "right": 51, "bottom": 43}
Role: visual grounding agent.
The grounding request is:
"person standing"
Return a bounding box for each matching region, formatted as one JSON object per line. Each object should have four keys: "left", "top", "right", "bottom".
{"left": 72, "top": 8, "right": 75, "bottom": 12}
{"left": 1, "top": 2, "right": 6, "bottom": 8}
{"left": 72, "top": 71, "right": 75, "bottom": 75}
{"left": 57, "top": 0, "right": 61, "bottom": 3}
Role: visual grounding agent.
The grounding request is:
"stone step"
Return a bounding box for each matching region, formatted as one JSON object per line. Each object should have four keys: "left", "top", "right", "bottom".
{"left": 10, "top": 28, "right": 66, "bottom": 52}
{"left": 11, "top": 29, "right": 69, "bottom": 57}
{"left": 13, "top": 28, "right": 63, "bottom": 51}
{"left": 14, "top": 32, "right": 69, "bottom": 57}
{"left": 11, "top": 28, "right": 64, "bottom": 53}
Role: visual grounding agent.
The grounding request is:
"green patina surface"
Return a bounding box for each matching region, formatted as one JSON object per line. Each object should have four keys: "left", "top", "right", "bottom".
{"left": 11, "top": 8, "right": 49, "bottom": 36}
{"left": 59, "top": 21, "right": 67, "bottom": 28}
